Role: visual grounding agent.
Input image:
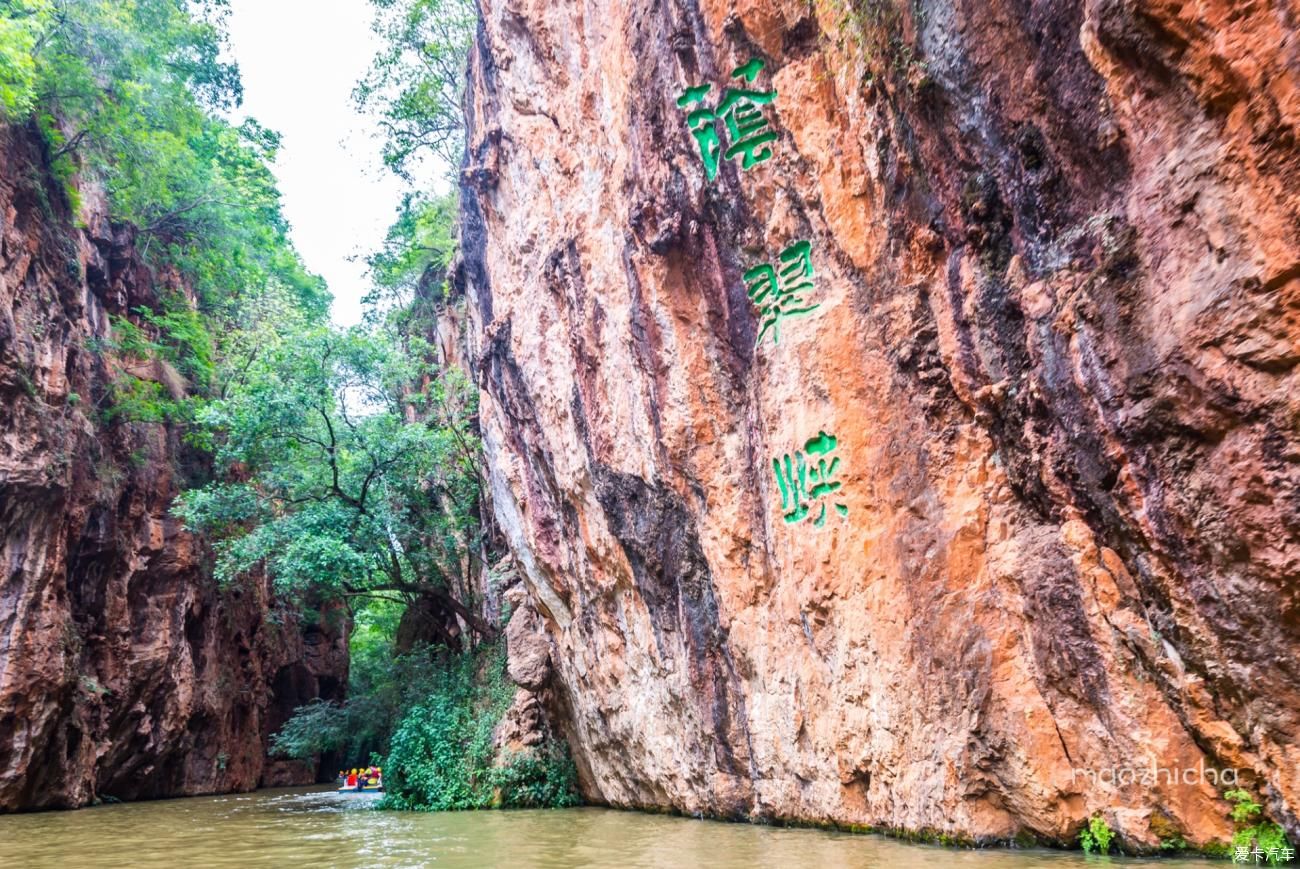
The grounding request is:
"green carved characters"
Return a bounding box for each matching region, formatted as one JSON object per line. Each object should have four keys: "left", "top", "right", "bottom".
{"left": 676, "top": 55, "right": 850, "bottom": 531}
{"left": 745, "top": 239, "right": 818, "bottom": 345}
{"left": 677, "top": 57, "right": 778, "bottom": 181}
{"left": 772, "top": 430, "right": 849, "bottom": 528}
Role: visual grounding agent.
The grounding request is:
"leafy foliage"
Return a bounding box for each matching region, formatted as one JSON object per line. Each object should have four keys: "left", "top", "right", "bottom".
{"left": 354, "top": 0, "right": 476, "bottom": 179}
{"left": 1226, "top": 789, "right": 1291, "bottom": 865}
{"left": 97, "top": 371, "right": 190, "bottom": 426}
{"left": 1079, "top": 815, "right": 1114, "bottom": 855}
{"left": 2, "top": 0, "right": 326, "bottom": 316}
{"left": 364, "top": 191, "right": 457, "bottom": 320}
{"left": 271, "top": 601, "right": 436, "bottom": 764}
{"left": 81, "top": 291, "right": 213, "bottom": 426}
{"left": 0, "top": 0, "right": 50, "bottom": 117}
{"left": 379, "top": 647, "right": 505, "bottom": 810}
{"left": 175, "top": 319, "right": 487, "bottom": 639}
{"left": 267, "top": 697, "right": 350, "bottom": 761}
{"left": 136, "top": 291, "right": 216, "bottom": 386}
{"left": 490, "top": 745, "right": 582, "bottom": 810}
{"left": 1228, "top": 789, "right": 1265, "bottom": 825}
{"left": 379, "top": 645, "right": 579, "bottom": 811}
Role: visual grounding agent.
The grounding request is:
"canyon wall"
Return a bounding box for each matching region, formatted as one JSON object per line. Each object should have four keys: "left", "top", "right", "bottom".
{"left": 459, "top": 0, "right": 1300, "bottom": 849}
{"left": 0, "top": 124, "right": 347, "bottom": 811}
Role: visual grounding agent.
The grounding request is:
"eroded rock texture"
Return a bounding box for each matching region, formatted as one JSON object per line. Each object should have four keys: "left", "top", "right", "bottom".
{"left": 459, "top": 0, "right": 1300, "bottom": 848}
{"left": 0, "top": 125, "right": 348, "bottom": 811}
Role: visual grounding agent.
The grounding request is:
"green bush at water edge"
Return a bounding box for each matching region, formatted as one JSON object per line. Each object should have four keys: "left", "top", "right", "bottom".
{"left": 380, "top": 645, "right": 580, "bottom": 811}
{"left": 1226, "top": 789, "right": 1290, "bottom": 865}
{"left": 1079, "top": 815, "right": 1114, "bottom": 855}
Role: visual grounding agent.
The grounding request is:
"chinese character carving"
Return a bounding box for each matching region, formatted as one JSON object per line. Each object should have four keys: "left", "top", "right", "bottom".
{"left": 745, "top": 239, "right": 818, "bottom": 345}
{"left": 772, "top": 430, "right": 849, "bottom": 528}
{"left": 677, "top": 57, "right": 779, "bottom": 181}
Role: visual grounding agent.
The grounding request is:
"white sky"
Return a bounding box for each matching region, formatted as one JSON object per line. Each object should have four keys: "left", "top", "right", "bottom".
{"left": 224, "top": 0, "right": 405, "bottom": 327}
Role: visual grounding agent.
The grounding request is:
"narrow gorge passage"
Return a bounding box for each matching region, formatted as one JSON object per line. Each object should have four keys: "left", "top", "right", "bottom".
{"left": 1, "top": 0, "right": 1298, "bottom": 866}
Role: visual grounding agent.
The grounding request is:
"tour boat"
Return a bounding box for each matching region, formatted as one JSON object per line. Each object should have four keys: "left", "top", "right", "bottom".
{"left": 336, "top": 774, "right": 383, "bottom": 793}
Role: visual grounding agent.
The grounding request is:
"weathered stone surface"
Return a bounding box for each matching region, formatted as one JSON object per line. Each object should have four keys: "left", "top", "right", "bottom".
{"left": 0, "top": 124, "right": 348, "bottom": 811}
{"left": 505, "top": 601, "right": 552, "bottom": 691}
{"left": 459, "top": 0, "right": 1300, "bottom": 848}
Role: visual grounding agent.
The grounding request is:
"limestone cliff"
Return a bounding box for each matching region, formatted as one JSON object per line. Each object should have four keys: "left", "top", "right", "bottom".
{"left": 0, "top": 124, "right": 347, "bottom": 811}
{"left": 458, "top": 0, "right": 1300, "bottom": 849}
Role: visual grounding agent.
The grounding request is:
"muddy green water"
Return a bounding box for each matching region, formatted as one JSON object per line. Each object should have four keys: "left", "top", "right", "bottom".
{"left": 0, "top": 786, "right": 1219, "bottom": 868}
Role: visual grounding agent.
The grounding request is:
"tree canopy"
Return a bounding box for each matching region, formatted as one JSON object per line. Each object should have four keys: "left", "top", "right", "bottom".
{"left": 175, "top": 320, "right": 490, "bottom": 641}
{"left": 353, "top": 0, "right": 476, "bottom": 179}
{"left": 0, "top": 0, "right": 326, "bottom": 317}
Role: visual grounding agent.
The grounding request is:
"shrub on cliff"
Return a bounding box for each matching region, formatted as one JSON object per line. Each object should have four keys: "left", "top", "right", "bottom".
{"left": 489, "top": 745, "right": 581, "bottom": 810}
{"left": 1226, "top": 789, "right": 1291, "bottom": 865}
{"left": 380, "top": 645, "right": 580, "bottom": 811}
{"left": 1078, "top": 815, "right": 1115, "bottom": 855}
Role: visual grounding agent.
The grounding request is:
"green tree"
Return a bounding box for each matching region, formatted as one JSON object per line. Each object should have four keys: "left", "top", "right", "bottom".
{"left": 176, "top": 320, "right": 490, "bottom": 643}
{"left": 0, "top": 0, "right": 52, "bottom": 117}
{"left": 367, "top": 191, "right": 457, "bottom": 306}
{"left": 1, "top": 0, "right": 326, "bottom": 316}
{"left": 354, "top": 0, "right": 476, "bottom": 179}
{"left": 363, "top": 190, "right": 458, "bottom": 341}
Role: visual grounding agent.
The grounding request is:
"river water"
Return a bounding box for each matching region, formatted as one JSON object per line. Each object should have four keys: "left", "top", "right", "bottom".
{"left": 0, "top": 786, "right": 1220, "bottom": 868}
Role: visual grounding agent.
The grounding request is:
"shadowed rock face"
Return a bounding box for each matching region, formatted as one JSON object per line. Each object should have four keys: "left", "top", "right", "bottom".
{"left": 458, "top": 0, "right": 1300, "bottom": 848}
{"left": 0, "top": 125, "right": 348, "bottom": 811}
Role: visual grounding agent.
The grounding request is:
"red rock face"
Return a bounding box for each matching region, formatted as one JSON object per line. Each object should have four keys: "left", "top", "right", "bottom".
{"left": 0, "top": 125, "right": 348, "bottom": 811}
{"left": 459, "top": 0, "right": 1300, "bottom": 848}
